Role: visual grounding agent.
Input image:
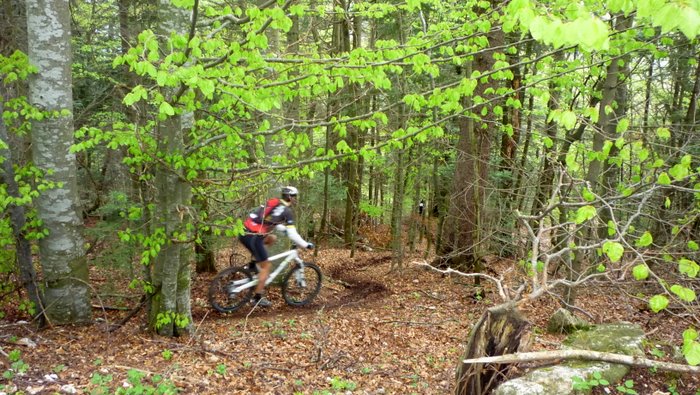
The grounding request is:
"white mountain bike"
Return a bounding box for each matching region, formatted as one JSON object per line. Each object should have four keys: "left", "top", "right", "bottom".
{"left": 208, "top": 245, "right": 322, "bottom": 313}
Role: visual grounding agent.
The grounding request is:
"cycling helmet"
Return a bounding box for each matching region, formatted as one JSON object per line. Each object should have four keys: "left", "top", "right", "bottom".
{"left": 281, "top": 186, "right": 298, "bottom": 201}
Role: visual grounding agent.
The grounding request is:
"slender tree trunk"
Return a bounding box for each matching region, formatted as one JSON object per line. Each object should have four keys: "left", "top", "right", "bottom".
{"left": 0, "top": 93, "right": 44, "bottom": 326}
{"left": 533, "top": 52, "right": 564, "bottom": 215}
{"left": 26, "top": 0, "right": 92, "bottom": 324}
{"left": 408, "top": 171, "right": 421, "bottom": 253}
{"left": 514, "top": 79, "right": 535, "bottom": 213}
{"left": 194, "top": 195, "right": 216, "bottom": 273}
{"left": 643, "top": 57, "right": 654, "bottom": 129}
{"left": 587, "top": 15, "right": 632, "bottom": 225}
{"left": 498, "top": 35, "right": 522, "bottom": 193}
{"left": 390, "top": 9, "right": 408, "bottom": 271}
{"left": 390, "top": 149, "right": 405, "bottom": 271}
{"left": 571, "top": 15, "right": 632, "bottom": 307}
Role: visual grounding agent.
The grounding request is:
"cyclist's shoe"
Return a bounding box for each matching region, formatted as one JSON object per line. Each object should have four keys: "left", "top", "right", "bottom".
{"left": 246, "top": 261, "right": 259, "bottom": 274}
{"left": 251, "top": 296, "right": 272, "bottom": 307}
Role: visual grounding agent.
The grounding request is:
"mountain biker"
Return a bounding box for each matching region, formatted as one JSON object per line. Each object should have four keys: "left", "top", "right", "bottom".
{"left": 239, "top": 186, "right": 315, "bottom": 307}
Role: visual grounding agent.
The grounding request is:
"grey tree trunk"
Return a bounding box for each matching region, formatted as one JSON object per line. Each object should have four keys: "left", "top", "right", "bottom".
{"left": 147, "top": 0, "right": 193, "bottom": 336}
{"left": 26, "top": 0, "right": 92, "bottom": 324}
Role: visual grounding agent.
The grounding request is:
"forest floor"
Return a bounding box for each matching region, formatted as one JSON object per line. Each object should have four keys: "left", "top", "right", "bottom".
{"left": 1, "top": 239, "right": 699, "bottom": 395}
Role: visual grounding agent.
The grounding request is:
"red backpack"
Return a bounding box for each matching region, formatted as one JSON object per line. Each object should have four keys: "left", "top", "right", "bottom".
{"left": 244, "top": 198, "right": 281, "bottom": 233}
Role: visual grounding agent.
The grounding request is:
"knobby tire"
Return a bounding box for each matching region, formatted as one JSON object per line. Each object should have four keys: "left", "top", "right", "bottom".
{"left": 282, "top": 262, "right": 322, "bottom": 306}
{"left": 208, "top": 267, "right": 254, "bottom": 313}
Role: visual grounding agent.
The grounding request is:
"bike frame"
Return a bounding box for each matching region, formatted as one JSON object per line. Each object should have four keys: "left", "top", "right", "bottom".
{"left": 231, "top": 247, "right": 306, "bottom": 291}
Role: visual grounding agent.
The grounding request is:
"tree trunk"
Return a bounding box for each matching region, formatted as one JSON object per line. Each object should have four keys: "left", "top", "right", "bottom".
{"left": 194, "top": 195, "right": 216, "bottom": 273}
{"left": 532, "top": 51, "right": 564, "bottom": 215}
{"left": 0, "top": 92, "right": 44, "bottom": 326}
{"left": 514, "top": 72, "right": 535, "bottom": 213}
{"left": 390, "top": 149, "right": 405, "bottom": 271}
{"left": 26, "top": 0, "right": 92, "bottom": 325}
{"left": 439, "top": 6, "right": 503, "bottom": 272}
{"left": 455, "top": 303, "right": 531, "bottom": 395}
{"left": 408, "top": 171, "right": 421, "bottom": 253}
{"left": 147, "top": 0, "right": 193, "bottom": 336}
{"left": 148, "top": 114, "right": 193, "bottom": 336}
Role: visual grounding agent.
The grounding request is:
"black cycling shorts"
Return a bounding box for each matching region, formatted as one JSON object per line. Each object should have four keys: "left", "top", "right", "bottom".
{"left": 238, "top": 233, "right": 268, "bottom": 262}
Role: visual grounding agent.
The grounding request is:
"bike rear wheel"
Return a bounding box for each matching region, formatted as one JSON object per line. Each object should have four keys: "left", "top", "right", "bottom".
{"left": 208, "top": 267, "right": 254, "bottom": 313}
{"left": 282, "top": 262, "right": 322, "bottom": 306}
{"left": 229, "top": 252, "right": 247, "bottom": 267}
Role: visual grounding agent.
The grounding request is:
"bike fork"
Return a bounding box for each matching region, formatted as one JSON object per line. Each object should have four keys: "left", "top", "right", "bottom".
{"left": 295, "top": 263, "right": 307, "bottom": 288}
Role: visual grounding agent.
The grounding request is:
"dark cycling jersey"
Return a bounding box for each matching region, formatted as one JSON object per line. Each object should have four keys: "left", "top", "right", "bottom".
{"left": 243, "top": 199, "right": 295, "bottom": 234}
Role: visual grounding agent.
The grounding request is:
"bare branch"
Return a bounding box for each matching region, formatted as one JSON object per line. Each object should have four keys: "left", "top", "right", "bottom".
{"left": 462, "top": 349, "right": 700, "bottom": 375}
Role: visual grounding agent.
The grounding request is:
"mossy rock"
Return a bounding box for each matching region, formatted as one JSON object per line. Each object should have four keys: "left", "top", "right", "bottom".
{"left": 563, "top": 323, "right": 645, "bottom": 357}
{"left": 547, "top": 308, "right": 592, "bottom": 334}
{"left": 494, "top": 323, "right": 646, "bottom": 395}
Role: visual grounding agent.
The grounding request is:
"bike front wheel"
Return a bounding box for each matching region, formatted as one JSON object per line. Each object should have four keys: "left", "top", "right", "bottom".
{"left": 282, "top": 262, "right": 322, "bottom": 306}
{"left": 208, "top": 267, "right": 255, "bottom": 313}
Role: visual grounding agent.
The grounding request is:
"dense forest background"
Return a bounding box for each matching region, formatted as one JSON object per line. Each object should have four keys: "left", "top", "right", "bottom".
{"left": 1, "top": 0, "right": 699, "bottom": 390}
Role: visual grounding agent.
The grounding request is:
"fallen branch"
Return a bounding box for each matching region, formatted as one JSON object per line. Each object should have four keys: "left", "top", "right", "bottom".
{"left": 413, "top": 260, "right": 509, "bottom": 302}
{"left": 462, "top": 349, "right": 700, "bottom": 375}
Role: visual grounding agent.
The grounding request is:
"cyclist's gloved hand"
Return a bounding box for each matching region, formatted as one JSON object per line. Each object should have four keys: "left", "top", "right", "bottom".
{"left": 306, "top": 242, "right": 315, "bottom": 250}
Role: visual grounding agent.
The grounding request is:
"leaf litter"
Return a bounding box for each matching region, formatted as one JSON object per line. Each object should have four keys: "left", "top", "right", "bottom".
{"left": 1, "top": 246, "right": 698, "bottom": 394}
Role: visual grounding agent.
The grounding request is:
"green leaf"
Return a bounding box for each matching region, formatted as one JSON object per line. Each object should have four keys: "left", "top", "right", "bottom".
{"left": 632, "top": 264, "right": 649, "bottom": 280}
{"left": 677, "top": 6, "right": 700, "bottom": 39}
{"left": 172, "top": 0, "right": 195, "bottom": 6}
{"left": 529, "top": 16, "right": 549, "bottom": 42}
{"left": 649, "top": 294, "right": 669, "bottom": 313}
{"left": 635, "top": 231, "right": 653, "bottom": 247}
{"left": 575, "top": 205, "right": 597, "bottom": 224}
{"left": 543, "top": 136, "right": 553, "bottom": 149}
{"left": 638, "top": 147, "right": 649, "bottom": 162}
{"left": 603, "top": 241, "right": 624, "bottom": 262}
{"left": 656, "top": 127, "right": 671, "bottom": 140}
{"left": 199, "top": 79, "right": 216, "bottom": 99}
{"left": 679, "top": 258, "right": 699, "bottom": 278}
{"left": 566, "top": 150, "right": 580, "bottom": 172}
{"left": 405, "top": 0, "right": 421, "bottom": 11}
{"left": 336, "top": 140, "right": 351, "bottom": 153}
{"left": 561, "top": 111, "right": 577, "bottom": 130}
{"left": 575, "top": 16, "right": 610, "bottom": 51}
{"left": 582, "top": 188, "right": 595, "bottom": 202}
{"left": 124, "top": 85, "right": 148, "bottom": 106}
{"left": 685, "top": 341, "right": 700, "bottom": 366}
{"left": 665, "top": 197, "right": 671, "bottom": 208}
{"left": 669, "top": 162, "right": 690, "bottom": 180}
{"left": 653, "top": 3, "right": 681, "bottom": 34}
{"left": 688, "top": 241, "right": 699, "bottom": 251}
{"left": 616, "top": 118, "right": 629, "bottom": 133}
{"left": 652, "top": 159, "right": 665, "bottom": 168}
{"left": 159, "top": 102, "right": 175, "bottom": 116}
{"left": 670, "top": 284, "right": 696, "bottom": 302}
{"left": 657, "top": 172, "right": 671, "bottom": 185}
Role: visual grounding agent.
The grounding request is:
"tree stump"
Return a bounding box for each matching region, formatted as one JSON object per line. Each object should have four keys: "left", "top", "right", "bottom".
{"left": 455, "top": 302, "right": 531, "bottom": 395}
